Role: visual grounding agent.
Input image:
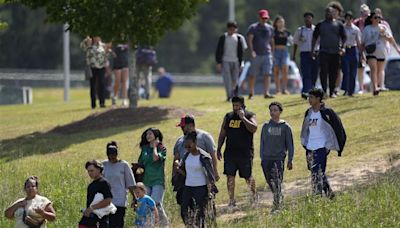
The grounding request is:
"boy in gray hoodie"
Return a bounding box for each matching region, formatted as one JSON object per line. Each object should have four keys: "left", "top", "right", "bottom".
{"left": 260, "top": 101, "right": 294, "bottom": 212}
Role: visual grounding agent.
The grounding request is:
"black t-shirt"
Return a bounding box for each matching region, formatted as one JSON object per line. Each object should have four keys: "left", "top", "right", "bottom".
{"left": 274, "top": 30, "right": 291, "bottom": 45}
{"left": 86, "top": 177, "right": 113, "bottom": 208}
{"left": 223, "top": 111, "right": 255, "bottom": 159}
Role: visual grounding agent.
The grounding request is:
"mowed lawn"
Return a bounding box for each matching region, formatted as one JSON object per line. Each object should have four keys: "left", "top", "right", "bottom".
{"left": 1, "top": 87, "right": 400, "bottom": 227}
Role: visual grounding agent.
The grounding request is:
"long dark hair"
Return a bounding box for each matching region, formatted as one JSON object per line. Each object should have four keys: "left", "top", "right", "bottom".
{"left": 365, "top": 11, "right": 376, "bottom": 27}
{"left": 139, "top": 127, "right": 163, "bottom": 148}
{"left": 273, "top": 15, "right": 285, "bottom": 30}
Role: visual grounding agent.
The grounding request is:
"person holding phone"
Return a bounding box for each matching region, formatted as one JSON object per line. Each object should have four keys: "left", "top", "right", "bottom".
{"left": 217, "top": 96, "right": 258, "bottom": 209}
{"left": 138, "top": 128, "right": 169, "bottom": 227}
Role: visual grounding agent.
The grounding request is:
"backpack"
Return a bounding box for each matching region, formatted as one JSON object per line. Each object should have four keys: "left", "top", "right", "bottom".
{"left": 136, "top": 48, "right": 158, "bottom": 66}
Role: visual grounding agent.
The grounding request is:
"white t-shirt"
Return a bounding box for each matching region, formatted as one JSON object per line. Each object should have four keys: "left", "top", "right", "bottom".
{"left": 306, "top": 111, "right": 327, "bottom": 150}
{"left": 185, "top": 153, "right": 207, "bottom": 187}
{"left": 343, "top": 24, "right": 361, "bottom": 47}
{"left": 293, "top": 25, "right": 319, "bottom": 52}
{"left": 223, "top": 33, "right": 247, "bottom": 62}
{"left": 13, "top": 194, "right": 51, "bottom": 228}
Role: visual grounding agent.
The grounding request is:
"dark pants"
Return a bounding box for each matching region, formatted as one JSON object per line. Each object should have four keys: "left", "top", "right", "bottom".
{"left": 300, "top": 52, "right": 319, "bottom": 93}
{"left": 261, "top": 160, "right": 284, "bottom": 206}
{"left": 181, "top": 185, "right": 208, "bottom": 228}
{"left": 319, "top": 52, "right": 340, "bottom": 96}
{"left": 90, "top": 67, "right": 106, "bottom": 108}
{"left": 79, "top": 214, "right": 109, "bottom": 228}
{"left": 341, "top": 47, "right": 359, "bottom": 95}
{"left": 109, "top": 206, "right": 125, "bottom": 228}
{"left": 306, "top": 148, "right": 332, "bottom": 195}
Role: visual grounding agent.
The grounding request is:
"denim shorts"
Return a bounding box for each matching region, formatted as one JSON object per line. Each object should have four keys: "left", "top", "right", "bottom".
{"left": 273, "top": 48, "right": 289, "bottom": 67}
{"left": 249, "top": 54, "right": 273, "bottom": 77}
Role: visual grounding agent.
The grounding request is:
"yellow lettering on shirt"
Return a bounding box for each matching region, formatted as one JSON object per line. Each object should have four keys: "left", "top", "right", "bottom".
{"left": 229, "top": 120, "right": 241, "bottom": 128}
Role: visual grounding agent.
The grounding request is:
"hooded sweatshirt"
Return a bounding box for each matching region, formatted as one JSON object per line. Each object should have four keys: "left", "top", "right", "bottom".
{"left": 260, "top": 119, "right": 294, "bottom": 162}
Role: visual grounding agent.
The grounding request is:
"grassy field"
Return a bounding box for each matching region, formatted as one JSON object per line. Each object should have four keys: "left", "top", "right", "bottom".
{"left": 1, "top": 87, "right": 400, "bottom": 227}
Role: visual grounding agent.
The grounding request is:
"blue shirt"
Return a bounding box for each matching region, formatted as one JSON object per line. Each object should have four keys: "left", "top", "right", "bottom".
{"left": 247, "top": 22, "right": 274, "bottom": 55}
{"left": 135, "top": 195, "right": 156, "bottom": 225}
{"left": 156, "top": 73, "right": 173, "bottom": 98}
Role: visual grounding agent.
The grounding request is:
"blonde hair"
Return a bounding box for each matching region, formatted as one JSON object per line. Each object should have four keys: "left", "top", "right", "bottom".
{"left": 134, "top": 182, "right": 147, "bottom": 193}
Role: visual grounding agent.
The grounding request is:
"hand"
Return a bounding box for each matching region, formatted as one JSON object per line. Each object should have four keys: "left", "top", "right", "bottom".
{"left": 217, "top": 150, "right": 222, "bottom": 161}
{"left": 17, "top": 200, "right": 27, "bottom": 208}
{"left": 131, "top": 201, "right": 138, "bottom": 210}
{"left": 287, "top": 162, "right": 293, "bottom": 170}
{"left": 154, "top": 216, "right": 160, "bottom": 225}
{"left": 33, "top": 207, "right": 45, "bottom": 216}
{"left": 173, "top": 160, "right": 180, "bottom": 170}
{"left": 216, "top": 64, "right": 222, "bottom": 73}
{"left": 251, "top": 51, "right": 257, "bottom": 58}
{"left": 215, "top": 173, "right": 220, "bottom": 182}
{"left": 311, "top": 51, "right": 317, "bottom": 60}
{"left": 339, "top": 48, "right": 345, "bottom": 56}
{"left": 237, "top": 109, "right": 245, "bottom": 119}
{"left": 151, "top": 138, "right": 159, "bottom": 148}
{"left": 83, "top": 207, "right": 93, "bottom": 217}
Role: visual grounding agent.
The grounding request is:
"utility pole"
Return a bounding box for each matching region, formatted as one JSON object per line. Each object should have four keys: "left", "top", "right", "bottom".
{"left": 63, "top": 23, "right": 70, "bottom": 102}
{"left": 229, "top": 0, "right": 235, "bottom": 21}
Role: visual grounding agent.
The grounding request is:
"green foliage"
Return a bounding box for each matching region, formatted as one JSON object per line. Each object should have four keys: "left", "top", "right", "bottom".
{"left": 7, "top": 0, "right": 207, "bottom": 45}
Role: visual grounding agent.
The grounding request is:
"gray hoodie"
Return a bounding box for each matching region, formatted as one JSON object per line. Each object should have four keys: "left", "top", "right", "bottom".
{"left": 260, "top": 120, "right": 294, "bottom": 162}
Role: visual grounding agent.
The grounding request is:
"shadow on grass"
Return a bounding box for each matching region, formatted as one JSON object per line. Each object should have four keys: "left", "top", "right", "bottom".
{"left": 0, "top": 106, "right": 203, "bottom": 162}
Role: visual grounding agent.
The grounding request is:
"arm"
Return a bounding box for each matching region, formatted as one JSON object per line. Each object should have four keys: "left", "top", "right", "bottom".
{"left": 153, "top": 205, "right": 159, "bottom": 224}
{"left": 4, "top": 199, "right": 26, "bottom": 219}
{"left": 259, "top": 124, "right": 265, "bottom": 160}
{"left": 210, "top": 152, "right": 219, "bottom": 181}
{"left": 84, "top": 198, "right": 112, "bottom": 217}
{"left": 238, "top": 110, "right": 257, "bottom": 133}
{"left": 271, "top": 36, "right": 275, "bottom": 54}
{"left": 286, "top": 124, "right": 294, "bottom": 170}
{"left": 311, "top": 24, "right": 320, "bottom": 55}
{"left": 247, "top": 33, "right": 256, "bottom": 58}
{"left": 34, "top": 202, "right": 56, "bottom": 221}
{"left": 216, "top": 117, "right": 227, "bottom": 160}
{"left": 340, "top": 24, "right": 347, "bottom": 49}
{"left": 292, "top": 44, "right": 298, "bottom": 61}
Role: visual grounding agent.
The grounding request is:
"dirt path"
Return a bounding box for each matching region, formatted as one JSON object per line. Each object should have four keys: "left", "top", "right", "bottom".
{"left": 218, "top": 155, "right": 400, "bottom": 222}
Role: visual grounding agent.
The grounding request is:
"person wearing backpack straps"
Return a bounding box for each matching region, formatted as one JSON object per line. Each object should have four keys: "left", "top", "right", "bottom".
{"left": 215, "top": 21, "right": 247, "bottom": 102}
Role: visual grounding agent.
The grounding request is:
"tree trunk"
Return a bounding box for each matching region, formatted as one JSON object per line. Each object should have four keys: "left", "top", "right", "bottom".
{"left": 128, "top": 49, "right": 138, "bottom": 108}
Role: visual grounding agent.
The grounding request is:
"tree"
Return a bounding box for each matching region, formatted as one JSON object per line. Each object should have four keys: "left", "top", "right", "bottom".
{"left": 6, "top": 0, "right": 207, "bottom": 108}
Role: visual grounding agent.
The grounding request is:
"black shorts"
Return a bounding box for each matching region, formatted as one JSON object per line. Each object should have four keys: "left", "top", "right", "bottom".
{"left": 366, "top": 56, "right": 385, "bottom": 62}
{"left": 223, "top": 156, "right": 253, "bottom": 178}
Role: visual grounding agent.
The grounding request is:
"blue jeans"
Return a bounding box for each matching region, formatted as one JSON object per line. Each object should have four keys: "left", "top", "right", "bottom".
{"left": 273, "top": 48, "right": 289, "bottom": 67}
{"left": 306, "top": 148, "right": 332, "bottom": 195}
{"left": 341, "top": 47, "right": 359, "bottom": 95}
{"left": 300, "top": 52, "right": 319, "bottom": 93}
{"left": 146, "top": 185, "right": 169, "bottom": 226}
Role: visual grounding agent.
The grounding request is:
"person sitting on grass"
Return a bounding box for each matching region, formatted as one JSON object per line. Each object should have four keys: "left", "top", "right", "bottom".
{"left": 133, "top": 182, "right": 159, "bottom": 228}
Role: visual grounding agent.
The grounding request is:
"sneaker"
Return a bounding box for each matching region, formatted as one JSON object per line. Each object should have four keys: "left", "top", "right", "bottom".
{"left": 122, "top": 99, "right": 129, "bottom": 107}
{"left": 329, "top": 94, "right": 337, "bottom": 98}
{"left": 275, "top": 91, "right": 282, "bottom": 96}
{"left": 111, "top": 96, "right": 116, "bottom": 105}
{"left": 227, "top": 199, "right": 237, "bottom": 211}
{"left": 248, "top": 94, "right": 254, "bottom": 100}
{"left": 301, "top": 92, "right": 308, "bottom": 100}
{"left": 327, "top": 190, "right": 336, "bottom": 200}
{"left": 282, "top": 90, "right": 290, "bottom": 95}
{"left": 357, "top": 90, "right": 364, "bottom": 95}
{"left": 264, "top": 93, "right": 274, "bottom": 99}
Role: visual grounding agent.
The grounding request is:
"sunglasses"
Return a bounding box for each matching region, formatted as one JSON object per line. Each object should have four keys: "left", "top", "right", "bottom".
{"left": 373, "top": 16, "right": 381, "bottom": 19}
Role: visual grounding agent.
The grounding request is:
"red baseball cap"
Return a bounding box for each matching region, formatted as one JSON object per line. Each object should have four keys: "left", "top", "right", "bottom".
{"left": 176, "top": 115, "right": 195, "bottom": 127}
{"left": 259, "top": 9, "right": 270, "bottom": 19}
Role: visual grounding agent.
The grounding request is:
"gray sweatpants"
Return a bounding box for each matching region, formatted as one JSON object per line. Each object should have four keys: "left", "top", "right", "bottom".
{"left": 222, "top": 61, "right": 240, "bottom": 98}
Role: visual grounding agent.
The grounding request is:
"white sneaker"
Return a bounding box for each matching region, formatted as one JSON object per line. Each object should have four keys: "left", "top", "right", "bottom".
{"left": 111, "top": 96, "right": 117, "bottom": 105}
{"left": 357, "top": 90, "right": 364, "bottom": 95}
{"left": 121, "top": 99, "right": 129, "bottom": 107}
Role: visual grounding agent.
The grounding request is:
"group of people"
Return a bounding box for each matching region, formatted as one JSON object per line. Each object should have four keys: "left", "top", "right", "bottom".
{"left": 216, "top": 2, "right": 400, "bottom": 102}
{"left": 5, "top": 86, "right": 346, "bottom": 227}
{"left": 80, "top": 38, "right": 174, "bottom": 109}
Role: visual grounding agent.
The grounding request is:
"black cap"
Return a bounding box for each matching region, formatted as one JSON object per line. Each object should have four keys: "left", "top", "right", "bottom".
{"left": 345, "top": 11, "right": 353, "bottom": 19}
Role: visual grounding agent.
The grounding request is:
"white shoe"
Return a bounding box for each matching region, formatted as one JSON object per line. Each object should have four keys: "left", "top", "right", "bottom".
{"left": 121, "top": 99, "right": 129, "bottom": 107}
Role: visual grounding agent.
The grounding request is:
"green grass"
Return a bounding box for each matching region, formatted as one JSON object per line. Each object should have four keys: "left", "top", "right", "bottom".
{"left": 1, "top": 87, "right": 400, "bottom": 227}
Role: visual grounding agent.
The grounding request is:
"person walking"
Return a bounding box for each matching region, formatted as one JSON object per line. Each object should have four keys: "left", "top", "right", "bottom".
{"left": 361, "top": 12, "right": 400, "bottom": 96}
{"left": 136, "top": 46, "right": 157, "bottom": 100}
{"left": 5, "top": 176, "right": 56, "bottom": 227}
{"left": 341, "top": 11, "right": 362, "bottom": 96}
{"left": 215, "top": 21, "right": 247, "bottom": 101}
{"left": 272, "top": 16, "right": 292, "bottom": 95}
{"left": 178, "top": 131, "right": 218, "bottom": 227}
{"left": 260, "top": 101, "right": 294, "bottom": 212}
{"left": 111, "top": 43, "right": 130, "bottom": 106}
{"left": 102, "top": 141, "right": 136, "bottom": 228}
{"left": 300, "top": 88, "right": 346, "bottom": 199}
{"left": 217, "top": 96, "right": 258, "bottom": 209}
{"left": 79, "top": 160, "right": 113, "bottom": 228}
{"left": 292, "top": 12, "right": 319, "bottom": 99}
{"left": 173, "top": 115, "right": 220, "bottom": 205}
{"left": 247, "top": 9, "right": 275, "bottom": 99}
{"left": 80, "top": 36, "right": 111, "bottom": 109}
{"left": 138, "top": 128, "right": 169, "bottom": 227}
{"left": 133, "top": 182, "right": 159, "bottom": 228}
{"left": 353, "top": 4, "right": 371, "bottom": 94}
{"left": 312, "top": 7, "right": 346, "bottom": 98}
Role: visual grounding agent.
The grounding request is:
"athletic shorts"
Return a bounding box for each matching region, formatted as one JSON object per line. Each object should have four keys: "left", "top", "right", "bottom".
{"left": 249, "top": 54, "right": 273, "bottom": 77}
{"left": 223, "top": 155, "right": 253, "bottom": 178}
